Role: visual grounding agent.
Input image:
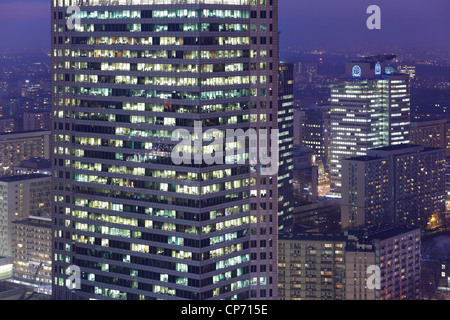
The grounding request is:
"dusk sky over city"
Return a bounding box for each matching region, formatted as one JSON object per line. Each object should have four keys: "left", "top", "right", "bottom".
{"left": 0, "top": 0, "right": 449, "bottom": 50}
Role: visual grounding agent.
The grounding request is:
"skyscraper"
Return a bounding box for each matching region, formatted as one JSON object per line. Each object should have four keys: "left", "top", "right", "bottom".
{"left": 329, "top": 55, "right": 410, "bottom": 195}
{"left": 51, "top": 0, "right": 279, "bottom": 300}
{"left": 0, "top": 174, "right": 52, "bottom": 257}
{"left": 0, "top": 130, "right": 50, "bottom": 177}
{"left": 300, "top": 105, "right": 330, "bottom": 169}
{"left": 278, "top": 61, "right": 294, "bottom": 230}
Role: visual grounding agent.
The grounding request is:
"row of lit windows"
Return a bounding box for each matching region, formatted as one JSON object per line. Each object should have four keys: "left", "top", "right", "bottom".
{"left": 73, "top": 74, "right": 254, "bottom": 87}
{"left": 64, "top": 87, "right": 252, "bottom": 100}
{"left": 55, "top": 0, "right": 257, "bottom": 8}
{"left": 70, "top": 62, "right": 248, "bottom": 73}
{"left": 67, "top": 49, "right": 255, "bottom": 59}
{"left": 66, "top": 100, "right": 251, "bottom": 114}
{"left": 74, "top": 173, "right": 251, "bottom": 195}
{"left": 70, "top": 36, "right": 250, "bottom": 46}
{"left": 67, "top": 22, "right": 253, "bottom": 33}
{"left": 68, "top": 202, "right": 250, "bottom": 226}
{"left": 71, "top": 9, "right": 250, "bottom": 20}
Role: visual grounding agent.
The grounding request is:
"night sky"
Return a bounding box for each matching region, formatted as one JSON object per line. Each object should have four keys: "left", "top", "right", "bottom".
{"left": 0, "top": 0, "right": 448, "bottom": 50}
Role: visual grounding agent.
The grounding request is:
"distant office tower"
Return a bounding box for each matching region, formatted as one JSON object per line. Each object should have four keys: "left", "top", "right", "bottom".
{"left": 0, "top": 131, "right": 50, "bottom": 177}
{"left": 446, "top": 157, "right": 450, "bottom": 214}
{"left": 292, "top": 146, "right": 318, "bottom": 206}
{"left": 329, "top": 55, "right": 410, "bottom": 195}
{"left": 10, "top": 215, "right": 52, "bottom": 295}
{"left": 23, "top": 111, "right": 52, "bottom": 131}
{"left": 410, "top": 118, "right": 448, "bottom": 156}
{"left": 0, "top": 174, "right": 52, "bottom": 257}
{"left": 300, "top": 106, "right": 330, "bottom": 168}
{"left": 296, "top": 62, "right": 317, "bottom": 84}
{"left": 0, "top": 98, "right": 20, "bottom": 119}
{"left": 52, "top": 0, "right": 279, "bottom": 300}
{"left": 293, "top": 109, "right": 305, "bottom": 145}
{"left": 278, "top": 62, "right": 294, "bottom": 230}
{"left": 278, "top": 224, "right": 420, "bottom": 300}
{"left": 341, "top": 144, "right": 446, "bottom": 231}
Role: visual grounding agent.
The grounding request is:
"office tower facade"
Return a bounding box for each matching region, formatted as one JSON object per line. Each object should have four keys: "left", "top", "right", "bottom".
{"left": 52, "top": 0, "right": 279, "bottom": 300}
{"left": 277, "top": 62, "right": 294, "bottom": 230}
{"left": 292, "top": 145, "right": 318, "bottom": 206}
{"left": 341, "top": 145, "right": 446, "bottom": 231}
{"left": 10, "top": 215, "right": 52, "bottom": 295}
{"left": 0, "top": 131, "right": 50, "bottom": 177}
{"left": 0, "top": 174, "right": 52, "bottom": 257}
{"left": 300, "top": 106, "right": 330, "bottom": 168}
{"left": 329, "top": 56, "right": 410, "bottom": 195}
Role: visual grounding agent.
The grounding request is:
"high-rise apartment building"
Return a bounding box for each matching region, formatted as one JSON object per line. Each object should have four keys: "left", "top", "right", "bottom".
{"left": 410, "top": 118, "right": 449, "bottom": 156}
{"left": 278, "top": 62, "right": 294, "bottom": 230}
{"left": 0, "top": 131, "right": 50, "bottom": 177}
{"left": 278, "top": 224, "right": 421, "bottom": 300}
{"left": 0, "top": 174, "right": 52, "bottom": 257}
{"left": 52, "top": 0, "right": 279, "bottom": 300}
{"left": 10, "top": 215, "right": 52, "bottom": 295}
{"left": 23, "top": 111, "right": 52, "bottom": 132}
{"left": 329, "top": 55, "right": 410, "bottom": 195}
{"left": 345, "top": 225, "right": 421, "bottom": 300}
{"left": 278, "top": 231, "right": 347, "bottom": 300}
{"left": 341, "top": 144, "right": 446, "bottom": 231}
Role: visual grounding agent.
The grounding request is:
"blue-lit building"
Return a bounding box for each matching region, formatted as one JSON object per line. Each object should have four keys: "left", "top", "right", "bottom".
{"left": 329, "top": 55, "right": 411, "bottom": 195}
